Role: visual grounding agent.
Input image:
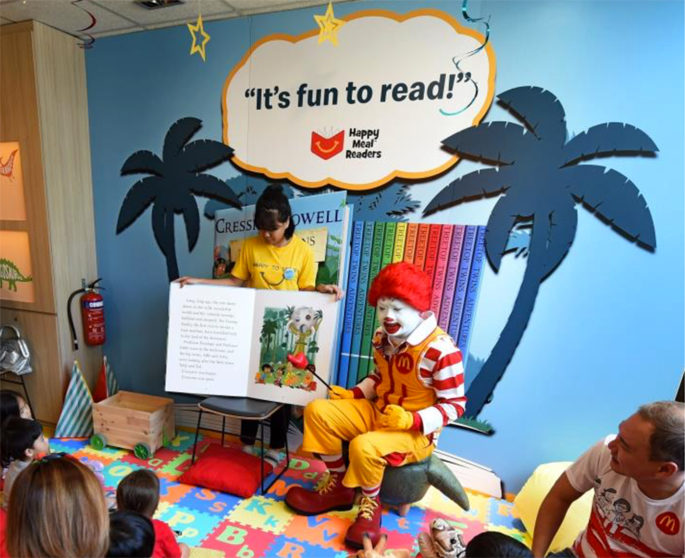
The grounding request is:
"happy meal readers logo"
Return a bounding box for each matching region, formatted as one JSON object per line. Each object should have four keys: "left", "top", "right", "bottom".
{"left": 656, "top": 512, "right": 680, "bottom": 535}
{"left": 311, "top": 130, "right": 344, "bottom": 160}
{"left": 394, "top": 354, "right": 414, "bottom": 375}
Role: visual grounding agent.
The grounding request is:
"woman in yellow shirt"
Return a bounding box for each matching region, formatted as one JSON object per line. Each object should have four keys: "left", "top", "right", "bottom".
{"left": 177, "top": 185, "right": 342, "bottom": 464}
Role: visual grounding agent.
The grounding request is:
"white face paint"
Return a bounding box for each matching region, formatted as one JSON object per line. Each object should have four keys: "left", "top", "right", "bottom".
{"left": 376, "top": 297, "right": 423, "bottom": 341}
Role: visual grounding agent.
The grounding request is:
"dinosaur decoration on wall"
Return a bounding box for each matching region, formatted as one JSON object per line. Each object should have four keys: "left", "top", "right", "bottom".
{"left": 117, "top": 117, "right": 241, "bottom": 281}
{"left": 0, "top": 258, "right": 32, "bottom": 291}
{"left": 424, "top": 86, "right": 658, "bottom": 419}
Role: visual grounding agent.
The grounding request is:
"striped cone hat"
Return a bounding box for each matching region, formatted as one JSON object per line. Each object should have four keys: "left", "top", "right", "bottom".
{"left": 55, "top": 361, "right": 94, "bottom": 438}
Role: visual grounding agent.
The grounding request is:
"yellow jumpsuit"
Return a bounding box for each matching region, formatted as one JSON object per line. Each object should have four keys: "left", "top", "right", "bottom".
{"left": 302, "top": 326, "right": 446, "bottom": 488}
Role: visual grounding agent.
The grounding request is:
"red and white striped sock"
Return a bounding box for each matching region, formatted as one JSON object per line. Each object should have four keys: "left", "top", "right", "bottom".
{"left": 361, "top": 485, "right": 380, "bottom": 499}
{"left": 321, "top": 453, "right": 346, "bottom": 474}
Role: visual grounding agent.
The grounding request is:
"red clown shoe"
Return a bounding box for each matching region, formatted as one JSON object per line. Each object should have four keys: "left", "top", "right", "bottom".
{"left": 344, "top": 494, "right": 383, "bottom": 549}
{"left": 285, "top": 471, "right": 355, "bottom": 515}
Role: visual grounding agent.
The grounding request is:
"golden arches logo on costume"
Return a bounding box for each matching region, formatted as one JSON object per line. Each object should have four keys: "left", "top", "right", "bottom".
{"left": 656, "top": 512, "right": 680, "bottom": 535}
{"left": 394, "top": 354, "right": 414, "bottom": 375}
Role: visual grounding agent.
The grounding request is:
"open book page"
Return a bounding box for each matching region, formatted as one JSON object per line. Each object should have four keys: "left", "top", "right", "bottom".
{"left": 246, "top": 289, "right": 339, "bottom": 406}
{"left": 165, "top": 283, "right": 255, "bottom": 396}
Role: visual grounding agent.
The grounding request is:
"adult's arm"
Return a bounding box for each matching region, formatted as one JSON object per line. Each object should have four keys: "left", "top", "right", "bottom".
{"left": 531, "top": 472, "right": 585, "bottom": 558}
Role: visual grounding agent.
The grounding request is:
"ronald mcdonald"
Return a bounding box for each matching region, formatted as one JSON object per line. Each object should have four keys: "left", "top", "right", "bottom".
{"left": 285, "top": 262, "right": 466, "bottom": 549}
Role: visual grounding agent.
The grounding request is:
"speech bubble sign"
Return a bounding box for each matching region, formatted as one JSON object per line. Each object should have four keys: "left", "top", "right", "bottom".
{"left": 223, "top": 9, "right": 496, "bottom": 191}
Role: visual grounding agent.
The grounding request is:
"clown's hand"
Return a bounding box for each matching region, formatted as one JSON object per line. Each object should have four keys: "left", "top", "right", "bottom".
{"left": 329, "top": 385, "right": 355, "bottom": 400}
{"left": 379, "top": 405, "right": 414, "bottom": 430}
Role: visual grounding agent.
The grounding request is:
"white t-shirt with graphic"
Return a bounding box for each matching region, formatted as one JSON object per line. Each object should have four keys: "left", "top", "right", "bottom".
{"left": 566, "top": 436, "right": 684, "bottom": 558}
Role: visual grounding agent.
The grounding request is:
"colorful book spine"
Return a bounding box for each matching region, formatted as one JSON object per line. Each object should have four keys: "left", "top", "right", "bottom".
{"left": 393, "top": 223, "right": 407, "bottom": 263}
{"left": 448, "top": 225, "right": 477, "bottom": 343}
{"left": 439, "top": 226, "right": 465, "bottom": 331}
{"left": 348, "top": 221, "right": 375, "bottom": 387}
{"left": 403, "top": 223, "right": 419, "bottom": 263}
{"left": 413, "top": 224, "right": 431, "bottom": 270}
{"left": 381, "top": 222, "right": 396, "bottom": 270}
{"left": 423, "top": 224, "right": 443, "bottom": 281}
{"left": 357, "top": 222, "right": 386, "bottom": 382}
{"left": 336, "top": 221, "right": 364, "bottom": 387}
{"left": 430, "top": 225, "right": 453, "bottom": 319}
{"left": 458, "top": 226, "right": 487, "bottom": 360}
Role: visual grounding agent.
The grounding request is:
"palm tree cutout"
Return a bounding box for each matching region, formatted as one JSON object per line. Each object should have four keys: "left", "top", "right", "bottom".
{"left": 425, "top": 86, "right": 658, "bottom": 419}
{"left": 117, "top": 117, "right": 240, "bottom": 281}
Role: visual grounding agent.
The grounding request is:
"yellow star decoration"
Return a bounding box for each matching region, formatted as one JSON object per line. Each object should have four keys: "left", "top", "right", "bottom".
{"left": 314, "top": 2, "right": 345, "bottom": 46}
{"left": 187, "top": 13, "right": 210, "bottom": 62}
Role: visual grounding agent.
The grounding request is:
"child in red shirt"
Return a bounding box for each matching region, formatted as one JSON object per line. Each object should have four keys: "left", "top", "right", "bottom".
{"left": 116, "top": 469, "right": 190, "bottom": 558}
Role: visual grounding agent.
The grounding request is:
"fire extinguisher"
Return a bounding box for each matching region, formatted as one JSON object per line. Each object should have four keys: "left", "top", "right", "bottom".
{"left": 67, "top": 278, "right": 106, "bottom": 350}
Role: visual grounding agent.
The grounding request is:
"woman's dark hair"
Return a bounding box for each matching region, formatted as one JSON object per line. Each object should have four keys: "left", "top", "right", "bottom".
{"left": 465, "top": 532, "right": 532, "bottom": 557}
{"left": 1, "top": 417, "right": 42, "bottom": 467}
{"left": 254, "top": 184, "right": 295, "bottom": 239}
{"left": 116, "top": 468, "right": 160, "bottom": 518}
{"left": 106, "top": 511, "right": 155, "bottom": 558}
{"left": 1, "top": 390, "right": 24, "bottom": 424}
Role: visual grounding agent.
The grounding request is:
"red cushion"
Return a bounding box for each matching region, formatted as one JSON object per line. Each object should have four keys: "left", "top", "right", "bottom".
{"left": 178, "top": 444, "right": 273, "bottom": 498}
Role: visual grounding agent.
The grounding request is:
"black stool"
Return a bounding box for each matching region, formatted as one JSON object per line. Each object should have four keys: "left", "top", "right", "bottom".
{"left": 191, "top": 396, "right": 290, "bottom": 494}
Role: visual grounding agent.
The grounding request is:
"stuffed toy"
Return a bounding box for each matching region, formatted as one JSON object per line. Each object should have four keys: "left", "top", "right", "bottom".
{"left": 285, "top": 262, "right": 467, "bottom": 549}
{"left": 417, "top": 518, "right": 465, "bottom": 558}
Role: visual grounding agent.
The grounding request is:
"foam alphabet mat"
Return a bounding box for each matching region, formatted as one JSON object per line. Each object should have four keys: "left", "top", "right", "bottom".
{"left": 51, "top": 435, "right": 530, "bottom": 556}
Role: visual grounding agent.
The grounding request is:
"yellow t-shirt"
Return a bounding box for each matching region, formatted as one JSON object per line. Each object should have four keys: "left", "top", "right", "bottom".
{"left": 231, "top": 234, "right": 316, "bottom": 291}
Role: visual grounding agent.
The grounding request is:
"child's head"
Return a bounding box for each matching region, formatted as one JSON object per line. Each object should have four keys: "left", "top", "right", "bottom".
{"left": 1, "top": 417, "right": 49, "bottom": 467}
{"left": 116, "top": 468, "right": 160, "bottom": 518}
{"left": 465, "top": 532, "right": 532, "bottom": 557}
{"left": 106, "top": 511, "right": 155, "bottom": 558}
{"left": 1, "top": 390, "right": 31, "bottom": 423}
{"left": 255, "top": 184, "right": 295, "bottom": 244}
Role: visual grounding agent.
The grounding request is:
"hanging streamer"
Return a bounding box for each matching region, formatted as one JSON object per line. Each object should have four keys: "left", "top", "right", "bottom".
{"left": 440, "top": 0, "right": 490, "bottom": 117}
{"left": 71, "top": 0, "right": 97, "bottom": 49}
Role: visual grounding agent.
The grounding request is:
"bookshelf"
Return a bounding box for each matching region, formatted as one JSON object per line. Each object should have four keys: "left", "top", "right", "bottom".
{"left": 0, "top": 21, "right": 101, "bottom": 424}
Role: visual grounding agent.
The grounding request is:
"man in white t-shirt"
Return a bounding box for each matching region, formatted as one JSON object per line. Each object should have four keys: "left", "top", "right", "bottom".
{"left": 532, "top": 401, "right": 684, "bottom": 558}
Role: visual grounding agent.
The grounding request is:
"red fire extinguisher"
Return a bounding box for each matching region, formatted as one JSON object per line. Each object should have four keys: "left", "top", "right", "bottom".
{"left": 68, "top": 278, "right": 106, "bottom": 350}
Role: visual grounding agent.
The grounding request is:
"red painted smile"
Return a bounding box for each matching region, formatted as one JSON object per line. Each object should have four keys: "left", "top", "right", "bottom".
{"left": 384, "top": 321, "right": 400, "bottom": 334}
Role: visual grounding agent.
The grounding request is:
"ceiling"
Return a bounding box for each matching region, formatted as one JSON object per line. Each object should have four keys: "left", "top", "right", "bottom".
{"left": 0, "top": 0, "right": 355, "bottom": 38}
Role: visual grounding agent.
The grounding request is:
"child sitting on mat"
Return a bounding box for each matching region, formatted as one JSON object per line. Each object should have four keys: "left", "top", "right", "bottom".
{"left": 116, "top": 469, "right": 190, "bottom": 558}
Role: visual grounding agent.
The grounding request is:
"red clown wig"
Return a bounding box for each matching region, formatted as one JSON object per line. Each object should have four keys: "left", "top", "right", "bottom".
{"left": 368, "top": 262, "right": 432, "bottom": 312}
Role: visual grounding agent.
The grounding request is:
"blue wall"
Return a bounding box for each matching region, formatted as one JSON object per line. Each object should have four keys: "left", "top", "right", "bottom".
{"left": 86, "top": 0, "right": 684, "bottom": 492}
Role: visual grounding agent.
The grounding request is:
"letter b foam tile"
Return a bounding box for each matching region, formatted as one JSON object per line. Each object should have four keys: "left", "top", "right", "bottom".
{"left": 202, "top": 520, "right": 276, "bottom": 558}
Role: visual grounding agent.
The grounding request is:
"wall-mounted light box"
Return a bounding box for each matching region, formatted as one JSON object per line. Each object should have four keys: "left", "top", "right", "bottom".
{"left": 0, "top": 230, "right": 34, "bottom": 304}
{"left": 0, "top": 142, "right": 27, "bottom": 221}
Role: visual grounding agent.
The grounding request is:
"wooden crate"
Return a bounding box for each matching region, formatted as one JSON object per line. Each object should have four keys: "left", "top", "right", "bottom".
{"left": 92, "top": 391, "right": 175, "bottom": 457}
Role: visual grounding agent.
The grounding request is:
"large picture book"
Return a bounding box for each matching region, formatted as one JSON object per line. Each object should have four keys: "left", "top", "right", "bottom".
{"left": 339, "top": 222, "right": 486, "bottom": 390}
{"left": 165, "top": 283, "right": 339, "bottom": 406}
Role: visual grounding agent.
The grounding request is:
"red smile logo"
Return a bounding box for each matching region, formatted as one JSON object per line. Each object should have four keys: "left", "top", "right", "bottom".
{"left": 311, "top": 130, "right": 344, "bottom": 160}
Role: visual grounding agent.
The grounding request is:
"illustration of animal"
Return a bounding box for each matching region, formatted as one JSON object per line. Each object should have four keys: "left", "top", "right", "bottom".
{"left": 0, "top": 149, "right": 18, "bottom": 179}
{"left": 416, "top": 518, "right": 465, "bottom": 558}
{"left": 0, "top": 259, "right": 32, "bottom": 291}
{"left": 287, "top": 306, "right": 321, "bottom": 354}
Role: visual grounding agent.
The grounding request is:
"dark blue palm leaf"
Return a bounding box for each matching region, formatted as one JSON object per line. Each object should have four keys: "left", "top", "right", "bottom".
{"left": 182, "top": 202, "right": 200, "bottom": 251}
{"left": 443, "top": 122, "right": 535, "bottom": 164}
{"left": 179, "top": 140, "right": 234, "bottom": 173}
{"left": 538, "top": 201, "right": 578, "bottom": 278}
{"left": 152, "top": 203, "right": 167, "bottom": 256}
{"left": 562, "top": 123, "right": 659, "bottom": 166}
{"left": 423, "top": 166, "right": 513, "bottom": 216}
{"left": 485, "top": 195, "right": 521, "bottom": 272}
{"left": 121, "top": 150, "right": 165, "bottom": 176}
{"left": 190, "top": 174, "right": 241, "bottom": 208}
{"left": 163, "top": 117, "right": 202, "bottom": 162}
{"left": 564, "top": 165, "right": 656, "bottom": 248}
{"left": 498, "top": 86, "right": 566, "bottom": 146}
{"left": 116, "top": 176, "right": 163, "bottom": 233}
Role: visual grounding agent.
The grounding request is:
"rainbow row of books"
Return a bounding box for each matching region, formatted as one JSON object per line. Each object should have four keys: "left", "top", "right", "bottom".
{"left": 336, "top": 222, "right": 487, "bottom": 389}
